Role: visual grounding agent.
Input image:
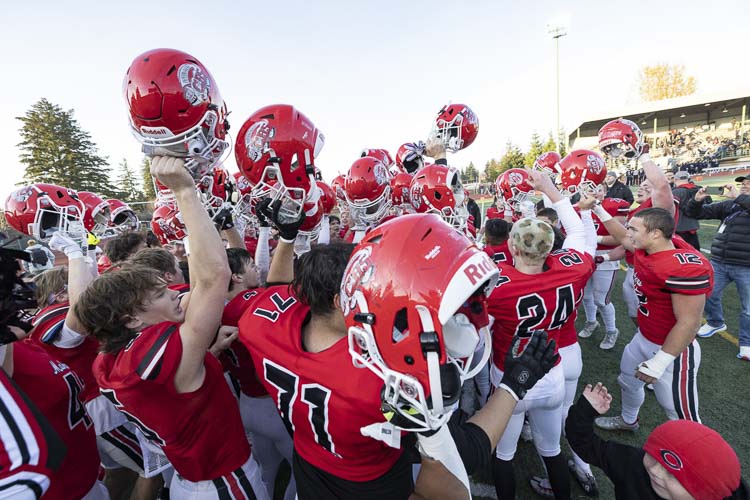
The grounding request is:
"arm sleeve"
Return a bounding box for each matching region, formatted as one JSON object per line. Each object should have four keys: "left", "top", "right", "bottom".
{"left": 553, "top": 197, "right": 586, "bottom": 254}
{"left": 579, "top": 210, "right": 598, "bottom": 257}
{"left": 684, "top": 198, "right": 734, "bottom": 221}
{"left": 317, "top": 215, "right": 330, "bottom": 245}
{"left": 565, "top": 396, "right": 624, "bottom": 476}
{"left": 446, "top": 416, "right": 492, "bottom": 475}
{"left": 255, "top": 226, "right": 271, "bottom": 285}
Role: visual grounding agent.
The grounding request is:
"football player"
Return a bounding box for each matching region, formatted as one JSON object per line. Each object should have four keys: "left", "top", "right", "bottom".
{"left": 593, "top": 207, "right": 712, "bottom": 429}
{"left": 77, "top": 157, "right": 268, "bottom": 499}
{"left": 487, "top": 170, "right": 597, "bottom": 500}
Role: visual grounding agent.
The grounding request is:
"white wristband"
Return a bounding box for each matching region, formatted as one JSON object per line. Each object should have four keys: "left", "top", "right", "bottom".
{"left": 602, "top": 254, "right": 611, "bottom": 262}
{"left": 592, "top": 205, "right": 613, "bottom": 222}
{"left": 638, "top": 349, "right": 676, "bottom": 380}
{"left": 596, "top": 235, "right": 604, "bottom": 244}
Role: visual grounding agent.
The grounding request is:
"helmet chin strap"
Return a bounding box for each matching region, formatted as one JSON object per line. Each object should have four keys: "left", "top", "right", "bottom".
{"left": 415, "top": 305, "right": 444, "bottom": 416}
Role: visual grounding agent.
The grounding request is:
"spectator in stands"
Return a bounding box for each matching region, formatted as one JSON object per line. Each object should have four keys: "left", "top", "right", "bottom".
{"left": 672, "top": 171, "right": 710, "bottom": 250}
{"left": 604, "top": 171, "right": 634, "bottom": 205}
{"left": 23, "top": 239, "right": 55, "bottom": 275}
{"left": 685, "top": 176, "right": 750, "bottom": 361}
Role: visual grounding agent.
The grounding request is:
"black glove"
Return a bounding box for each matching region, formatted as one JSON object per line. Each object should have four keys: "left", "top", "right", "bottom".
{"left": 258, "top": 198, "right": 306, "bottom": 242}
{"left": 213, "top": 207, "right": 235, "bottom": 231}
{"left": 500, "top": 330, "right": 559, "bottom": 401}
{"left": 255, "top": 200, "right": 270, "bottom": 228}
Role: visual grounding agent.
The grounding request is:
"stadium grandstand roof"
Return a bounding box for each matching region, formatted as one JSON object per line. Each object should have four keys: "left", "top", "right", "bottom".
{"left": 569, "top": 88, "right": 750, "bottom": 143}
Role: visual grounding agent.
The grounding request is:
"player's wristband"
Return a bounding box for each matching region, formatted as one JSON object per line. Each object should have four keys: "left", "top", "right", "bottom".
{"left": 638, "top": 349, "right": 676, "bottom": 380}
{"left": 592, "top": 205, "right": 612, "bottom": 222}
{"left": 596, "top": 235, "right": 604, "bottom": 244}
{"left": 498, "top": 383, "right": 520, "bottom": 402}
{"left": 602, "top": 254, "right": 611, "bottom": 262}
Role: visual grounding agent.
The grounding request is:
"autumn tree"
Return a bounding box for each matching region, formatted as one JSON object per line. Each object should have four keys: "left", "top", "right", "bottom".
{"left": 17, "top": 98, "right": 117, "bottom": 196}
{"left": 638, "top": 63, "right": 696, "bottom": 102}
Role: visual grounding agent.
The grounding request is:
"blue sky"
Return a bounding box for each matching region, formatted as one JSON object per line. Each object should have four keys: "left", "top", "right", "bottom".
{"left": 2, "top": 0, "right": 749, "bottom": 202}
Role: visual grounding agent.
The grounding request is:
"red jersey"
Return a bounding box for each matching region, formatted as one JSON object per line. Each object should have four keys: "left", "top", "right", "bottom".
{"left": 633, "top": 238, "right": 713, "bottom": 345}
{"left": 488, "top": 248, "right": 595, "bottom": 366}
{"left": 0, "top": 367, "right": 65, "bottom": 498}
{"left": 486, "top": 206, "right": 503, "bottom": 220}
{"left": 93, "top": 322, "right": 250, "bottom": 481}
{"left": 28, "top": 303, "right": 101, "bottom": 403}
{"left": 625, "top": 197, "right": 680, "bottom": 265}
{"left": 221, "top": 290, "right": 267, "bottom": 397}
{"left": 97, "top": 254, "right": 113, "bottom": 274}
{"left": 238, "top": 286, "right": 403, "bottom": 482}
{"left": 13, "top": 342, "right": 99, "bottom": 499}
{"left": 595, "top": 198, "right": 631, "bottom": 251}
{"left": 483, "top": 241, "right": 512, "bottom": 265}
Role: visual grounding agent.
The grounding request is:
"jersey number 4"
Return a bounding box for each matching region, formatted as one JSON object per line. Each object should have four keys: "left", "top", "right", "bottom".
{"left": 263, "top": 359, "right": 339, "bottom": 458}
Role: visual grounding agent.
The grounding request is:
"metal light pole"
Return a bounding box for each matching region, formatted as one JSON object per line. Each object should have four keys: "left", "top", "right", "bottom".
{"left": 547, "top": 22, "right": 567, "bottom": 153}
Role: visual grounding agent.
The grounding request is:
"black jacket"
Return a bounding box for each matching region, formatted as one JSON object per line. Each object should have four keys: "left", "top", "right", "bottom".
{"left": 672, "top": 182, "right": 711, "bottom": 233}
{"left": 685, "top": 194, "right": 750, "bottom": 266}
{"left": 605, "top": 181, "right": 634, "bottom": 205}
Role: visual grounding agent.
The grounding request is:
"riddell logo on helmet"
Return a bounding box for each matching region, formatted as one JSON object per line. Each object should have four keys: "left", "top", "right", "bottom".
{"left": 463, "top": 255, "right": 496, "bottom": 286}
{"left": 140, "top": 126, "right": 173, "bottom": 138}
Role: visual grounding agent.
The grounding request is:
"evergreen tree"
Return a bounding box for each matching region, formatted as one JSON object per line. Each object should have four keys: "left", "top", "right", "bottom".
{"left": 484, "top": 159, "right": 501, "bottom": 185}
{"left": 543, "top": 132, "right": 557, "bottom": 153}
{"left": 498, "top": 141, "right": 525, "bottom": 172}
{"left": 464, "top": 162, "right": 479, "bottom": 184}
{"left": 17, "top": 98, "right": 116, "bottom": 195}
{"left": 524, "top": 132, "right": 545, "bottom": 167}
{"left": 116, "top": 158, "right": 141, "bottom": 202}
{"left": 141, "top": 156, "right": 156, "bottom": 201}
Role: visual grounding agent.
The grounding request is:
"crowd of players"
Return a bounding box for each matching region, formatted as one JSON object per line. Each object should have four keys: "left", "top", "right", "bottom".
{"left": 0, "top": 48, "right": 747, "bottom": 500}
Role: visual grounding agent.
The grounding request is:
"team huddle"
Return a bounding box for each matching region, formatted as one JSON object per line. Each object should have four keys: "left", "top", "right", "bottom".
{"left": 1, "top": 48, "right": 746, "bottom": 500}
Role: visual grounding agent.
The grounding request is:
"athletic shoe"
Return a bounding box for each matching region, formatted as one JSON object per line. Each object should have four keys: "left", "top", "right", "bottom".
{"left": 599, "top": 329, "right": 619, "bottom": 350}
{"left": 578, "top": 321, "right": 599, "bottom": 339}
{"left": 594, "top": 415, "right": 639, "bottom": 432}
{"left": 529, "top": 476, "right": 554, "bottom": 499}
{"left": 738, "top": 346, "right": 750, "bottom": 361}
{"left": 697, "top": 323, "right": 726, "bottom": 338}
{"left": 521, "top": 419, "right": 533, "bottom": 442}
{"left": 568, "top": 458, "right": 599, "bottom": 497}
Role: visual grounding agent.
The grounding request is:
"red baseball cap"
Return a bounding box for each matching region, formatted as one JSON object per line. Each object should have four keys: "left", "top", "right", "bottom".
{"left": 644, "top": 420, "right": 741, "bottom": 500}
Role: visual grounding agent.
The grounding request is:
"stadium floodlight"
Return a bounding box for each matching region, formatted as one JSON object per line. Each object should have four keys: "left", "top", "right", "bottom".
{"left": 547, "top": 18, "right": 569, "bottom": 154}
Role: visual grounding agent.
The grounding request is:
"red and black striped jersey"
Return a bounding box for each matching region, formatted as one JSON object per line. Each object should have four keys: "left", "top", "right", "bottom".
{"left": 221, "top": 289, "right": 267, "bottom": 397}
{"left": 93, "top": 322, "right": 250, "bottom": 482}
{"left": 633, "top": 237, "right": 713, "bottom": 345}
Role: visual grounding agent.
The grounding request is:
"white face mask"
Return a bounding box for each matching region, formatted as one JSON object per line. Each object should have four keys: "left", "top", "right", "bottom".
{"left": 443, "top": 313, "right": 479, "bottom": 359}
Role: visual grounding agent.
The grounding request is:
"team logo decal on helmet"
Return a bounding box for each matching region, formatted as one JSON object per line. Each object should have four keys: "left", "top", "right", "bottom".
{"left": 177, "top": 63, "right": 210, "bottom": 106}
{"left": 340, "top": 246, "right": 374, "bottom": 316}
{"left": 244, "top": 119, "right": 274, "bottom": 162}
{"left": 508, "top": 171, "right": 524, "bottom": 185}
{"left": 12, "top": 187, "right": 33, "bottom": 203}
{"left": 373, "top": 162, "right": 388, "bottom": 186}
{"left": 587, "top": 154, "right": 605, "bottom": 175}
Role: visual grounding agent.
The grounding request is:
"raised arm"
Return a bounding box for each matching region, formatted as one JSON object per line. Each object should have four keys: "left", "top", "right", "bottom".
{"left": 640, "top": 150, "right": 674, "bottom": 215}
{"left": 151, "top": 156, "right": 231, "bottom": 393}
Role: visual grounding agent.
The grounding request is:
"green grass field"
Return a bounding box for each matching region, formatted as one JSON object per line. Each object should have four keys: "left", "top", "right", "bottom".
{"left": 468, "top": 173, "right": 748, "bottom": 499}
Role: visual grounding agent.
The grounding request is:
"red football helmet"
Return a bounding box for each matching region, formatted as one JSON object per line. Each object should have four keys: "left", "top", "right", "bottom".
{"left": 532, "top": 151, "right": 562, "bottom": 179}
{"left": 559, "top": 150, "right": 608, "bottom": 197}
{"left": 123, "top": 48, "right": 229, "bottom": 180}
{"left": 77, "top": 191, "right": 111, "bottom": 236}
{"left": 150, "top": 203, "right": 187, "bottom": 245}
{"left": 495, "top": 169, "right": 533, "bottom": 212}
{"left": 598, "top": 119, "right": 645, "bottom": 159}
{"left": 409, "top": 164, "right": 469, "bottom": 230}
{"left": 196, "top": 166, "right": 231, "bottom": 215}
{"left": 360, "top": 148, "right": 394, "bottom": 167}
{"left": 297, "top": 195, "right": 325, "bottom": 242}
{"left": 4, "top": 184, "right": 86, "bottom": 241}
{"left": 344, "top": 157, "right": 393, "bottom": 224}
{"left": 390, "top": 172, "right": 414, "bottom": 207}
{"left": 106, "top": 199, "right": 140, "bottom": 233}
{"left": 234, "top": 104, "right": 324, "bottom": 221}
{"left": 429, "top": 104, "right": 479, "bottom": 153}
{"left": 317, "top": 181, "right": 336, "bottom": 215}
{"left": 342, "top": 213, "right": 499, "bottom": 431}
{"left": 396, "top": 142, "right": 426, "bottom": 174}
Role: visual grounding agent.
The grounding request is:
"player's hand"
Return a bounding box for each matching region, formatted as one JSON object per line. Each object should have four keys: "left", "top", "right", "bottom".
{"left": 255, "top": 203, "right": 270, "bottom": 228}
{"left": 424, "top": 137, "right": 446, "bottom": 160}
{"left": 526, "top": 169, "right": 557, "bottom": 197}
{"left": 578, "top": 192, "right": 598, "bottom": 210}
{"left": 582, "top": 383, "right": 612, "bottom": 415}
{"left": 635, "top": 371, "right": 657, "bottom": 384}
{"left": 150, "top": 156, "right": 194, "bottom": 194}
{"left": 49, "top": 232, "right": 83, "bottom": 258}
{"left": 694, "top": 187, "right": 709, "bottom": 202}
{"left": 499, "top": 330, "right": 559, "bottom": 401}
{"left": 213, "top": 207, "right": 235, "bottom": 231}
{"left": 209, "top": 325, "right": 238, "bottom": 357}
{"left": 257, "top": 198, "right": 306, "bottom": 242}
{"left": 637, "top": 142, "right": 650, "bottom": 159}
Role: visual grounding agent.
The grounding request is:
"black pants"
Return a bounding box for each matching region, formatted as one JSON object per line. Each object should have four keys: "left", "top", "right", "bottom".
{"left": 677, "top": 231, "right": 701, "bottom": 251}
